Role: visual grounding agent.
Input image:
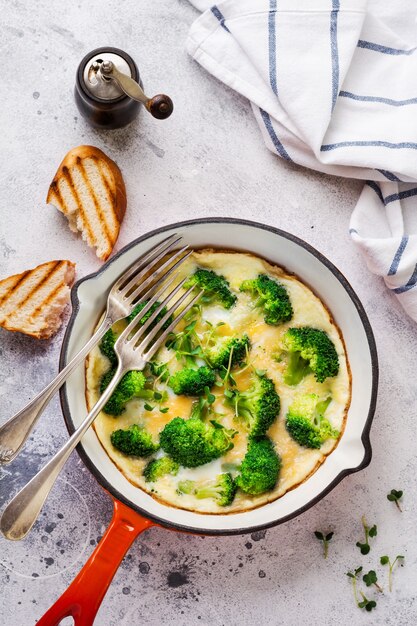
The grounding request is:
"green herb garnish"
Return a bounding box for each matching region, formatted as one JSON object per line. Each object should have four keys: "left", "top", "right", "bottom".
{"left": 380, "top": 555, "right": 404, "bottom": 592}
{"left": 362, "top": 570, "right": 383, "bottom": 593}
{"left": 346, "top": 567, "right": 363, "bottom": 606}
{"left": 358, "top": 593, "right": 377, "bottom": 612}
{"left": 387, "top": 489, "right": 403, "bottom": 512}
{"left": 314, "top": 530, "right": 334, "bottom": 559}
{"left": 356, "top": 515, "right": 377, "bottom": 555}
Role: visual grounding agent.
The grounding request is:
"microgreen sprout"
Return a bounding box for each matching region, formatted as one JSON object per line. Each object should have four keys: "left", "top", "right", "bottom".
{"left": 358, "top": 593, "right": 377, "bottom": 612}
{"left": 362, "top": 570, "right": 383, "bottom": 593}
{"left": 145, "top": 382, "right": 169, "bottom": 413}
{"left": 149, "top": 361, "right": 170, "bottom": 384}
{"left": 165, "top": 318, "right": 203, "bottom": 367}
{"left": 189, "top": 387, "right": 222, "bottom": 421}
{"left": 314, "top": 530, "right": 334, "bottom": 558}
{"left": 356, "top": 515, "right": 377, "bottom": 555}
{"left": 346, "top": 567, "right": 363, "bottom": 606}
{"left": 209, "top": 419, "right": 238, "bottom": 439}
{"left": 205, "top": 386, "right": 216, "bottom": 405}
{"left": 184, "top": 302, "right": 203, "bottom": 322}
{"left": 387, "top": 489, "right": 403, "bottom": 512}
{"left": 347, "top": 568, "right": 377, "bottom": 612}
{"left": 380, "top": 555, "right": 404, "bottom": 592}
{"left": 219, "top": 345, "right": 237, "bottom": 389}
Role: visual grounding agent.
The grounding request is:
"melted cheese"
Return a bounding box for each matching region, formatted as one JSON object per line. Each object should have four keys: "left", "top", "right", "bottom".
{"left": 86, "top": 250, "right": 351, "bottom": 514}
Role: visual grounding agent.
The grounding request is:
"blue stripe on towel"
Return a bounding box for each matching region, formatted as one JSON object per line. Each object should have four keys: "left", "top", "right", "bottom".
{"left": 366, "top": 181, "right": 385, "bottom": 204}
{"left": 260, "top": 109, "right": 292, "bottom": 161}
{"left": 388, "top": 236, "right": 409, "bottom": 276}
{"left": 321, "top": 140, "right": 417, "bottom": 151}
{"left": 393, "top": 264, "right": 417, "bottom": 293}
{"left": 262, "top": 1, "right": 291, "bottom": 161}
{"left": 339, "top": 91, "right": 417, "bottom": 107}
{"left": 268, "top": 0, "right": 278, "bottom": 96}
{"left": 366, "top": 183, "right": 417, "bottom": 205}
{"left": 384, "top": 188, "right": 417, "bottom": 205}
{"left": 357, "top": 40, "right": 417, "bottom": 56}
{"left": 330, "top": 0, "right": 340, "bottom": 111}
{"left": 211, "top": 6, "right": 230, "bottom": 32}
{"left": 377, "top": 169, "right": 401, "bottom": 181}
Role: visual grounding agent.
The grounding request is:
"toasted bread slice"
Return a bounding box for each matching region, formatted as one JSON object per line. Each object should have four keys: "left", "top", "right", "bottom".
{"left": 47, "top": 146, "right": 126, "bottom": 261}
{"left": 0, "top": 260, "right": 75, "bottom": 339}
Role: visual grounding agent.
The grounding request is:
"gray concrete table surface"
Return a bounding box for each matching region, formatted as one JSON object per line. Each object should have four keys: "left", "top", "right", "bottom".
{"left": 1, "top": 1, "right": 416, "bottom": 625}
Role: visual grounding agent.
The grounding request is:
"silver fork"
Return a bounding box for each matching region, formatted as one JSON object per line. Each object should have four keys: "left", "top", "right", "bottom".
{"left": 1, "top": 273, "right": 202, "bottom": 540}
{"left": 0, "top": 233, "right": 191, "bottom": 465}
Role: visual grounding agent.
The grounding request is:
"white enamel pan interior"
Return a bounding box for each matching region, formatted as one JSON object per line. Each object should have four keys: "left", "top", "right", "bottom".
{"left": 60, "top": 218, "right": 378, "bottom": 535}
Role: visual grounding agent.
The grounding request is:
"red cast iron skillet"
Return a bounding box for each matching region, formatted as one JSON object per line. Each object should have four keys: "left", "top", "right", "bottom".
{"left": 37, "top": 218, "right": 378, "bottom": 625}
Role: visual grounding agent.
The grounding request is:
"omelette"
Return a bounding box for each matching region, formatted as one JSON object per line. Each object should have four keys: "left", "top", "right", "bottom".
{"left": 86, "top": 250, "right": 351, "bottom": 514}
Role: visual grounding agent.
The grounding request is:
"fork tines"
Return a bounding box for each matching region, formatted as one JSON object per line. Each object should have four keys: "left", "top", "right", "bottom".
{"left": 115, "top": 238, "right": 193, "bottom": 318}
{"left": 121, "top": 245, "right": 192, "bottom": 309}
{"left": 113, "top": 233, "right": 181, "bottom": 293}
{"left": 142, "top": 288, "right": 202, "bottom": 362}
{"left": 115, "top": 276, "right": 202, "bottom": 364}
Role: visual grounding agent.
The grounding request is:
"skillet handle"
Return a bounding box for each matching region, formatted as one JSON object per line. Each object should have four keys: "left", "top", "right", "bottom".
{"left": 37, "top": 499, "right": 154, "bottom": 626}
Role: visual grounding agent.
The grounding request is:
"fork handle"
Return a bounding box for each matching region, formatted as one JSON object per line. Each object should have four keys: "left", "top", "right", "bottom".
{"left": 0, "top": 317, "right": 112, "bottom": 465}
{"left": 1, "top": 362, "right": 125, "bottom": 540}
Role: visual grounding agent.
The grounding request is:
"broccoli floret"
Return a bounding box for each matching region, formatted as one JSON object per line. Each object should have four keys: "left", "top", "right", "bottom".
{"left": 240, "top": 274, "right": 293, "bottom": 325}
{"left": 236, "top": 437, "right": 281, "bottom": 495}
{"left": 169, "top": 366, "right": 216, "bottom": 396}
{"left": 126, "top": 300, "right": 173, "bottom": 328}
{"left": 286, "top": 394, "right": 339, "bottom": 449}
{"left": 184, "top": 268, "right": 237, "bottom": 309}
{"left": 143, "top": 456, "right": 180, "bottom": 482}
{"left": 225, "top": 372, "right": 280, "bottom": 438}
{"left": 100, "top": 369, "right": 150, "bottom": 416}
{"left": 177, "top": 473, "right": 237, "bottom": 506}
{"left": 110, "top": 424, "right": 159, "bottom": 457}
{"left": 99, "top": 328, "right": 118, "bottom": 366}
{"left": 282, "top": 327, "right": 339, "bottom": 384}
{"left": 205, "top": 334, "right": 250, "bottom": 369}
{"left": 159, "top": 416, "right": 235, "bottom": 467}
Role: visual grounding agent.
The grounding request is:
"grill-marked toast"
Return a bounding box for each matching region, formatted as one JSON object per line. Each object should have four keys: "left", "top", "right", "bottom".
{"left": 47, "top": 146, "right": 126, "bottom": 261}
{"left": 0, "top": 260, "right": 75, "bottom": 339}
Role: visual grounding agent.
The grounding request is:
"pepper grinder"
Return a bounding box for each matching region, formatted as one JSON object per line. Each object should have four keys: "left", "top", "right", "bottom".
{"left": 75, "top": 47, "right": 173, "bottom": 129}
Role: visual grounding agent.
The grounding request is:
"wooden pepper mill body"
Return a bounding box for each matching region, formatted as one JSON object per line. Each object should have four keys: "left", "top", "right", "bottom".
{"left": 75, "top": 47, "right": 142, "bottom": 129}
{"left": 75, "top": 46, "right": 173, "bottom": 129}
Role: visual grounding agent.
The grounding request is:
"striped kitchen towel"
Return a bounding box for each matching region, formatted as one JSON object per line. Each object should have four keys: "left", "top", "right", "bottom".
{"left": 186, "top": 0, "right": 417, "bottom": 322}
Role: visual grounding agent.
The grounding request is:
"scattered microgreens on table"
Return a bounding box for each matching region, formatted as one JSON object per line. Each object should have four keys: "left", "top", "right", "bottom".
{"left": 319, "top": 487, "right": 406, "bottom": 614}
{"left": 314, "top": 530, "right": 334, "bottom": 559}
{"left": 380, "top": 555, "right": 405, "bottom": 592}
{"left": 356, "top": 515, "right": 377, "bottom": 555}
{"left": 387, "top": 489, "right": 403, "bottom": 512}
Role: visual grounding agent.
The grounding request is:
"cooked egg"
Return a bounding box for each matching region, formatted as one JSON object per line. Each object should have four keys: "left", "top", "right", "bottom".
{"left": 85, "top": 250, "right": 351, "bottom": 514}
